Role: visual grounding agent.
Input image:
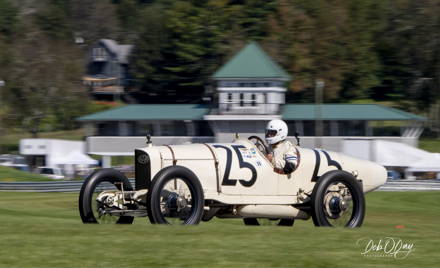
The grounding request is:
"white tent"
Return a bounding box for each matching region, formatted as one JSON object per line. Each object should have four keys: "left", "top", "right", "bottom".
{"left": 373, "top": 140, "right": 432, "bottom": 167}
{"left": 407, "top": 153, "right": 440, "bottom": 172}
{"left": 52, "top": 151, "right": 98, "bottom": 165}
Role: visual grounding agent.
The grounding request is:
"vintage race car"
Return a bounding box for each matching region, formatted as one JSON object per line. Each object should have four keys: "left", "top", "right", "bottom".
{"left": 79, "top": 136, "right": 387, "bottom": 227}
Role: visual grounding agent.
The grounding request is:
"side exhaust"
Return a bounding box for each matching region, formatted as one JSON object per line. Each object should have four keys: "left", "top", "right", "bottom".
{"left": 237, "top": 205, "right": 310, "bottom": 220}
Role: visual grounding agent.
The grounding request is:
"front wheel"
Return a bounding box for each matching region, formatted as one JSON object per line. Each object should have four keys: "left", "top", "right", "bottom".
{"left": 79, "top": 169, "right": 134, "bottom": 224}
{"left": 311, "top": 170, "right": 365, "bottom": 227}
{"left": 147, "top": 166, "right": 204, "bottom": 225}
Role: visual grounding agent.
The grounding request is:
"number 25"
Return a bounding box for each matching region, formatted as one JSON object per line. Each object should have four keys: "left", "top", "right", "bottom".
{"left": 213, "top": 145, "right": 257, "bottom": 187}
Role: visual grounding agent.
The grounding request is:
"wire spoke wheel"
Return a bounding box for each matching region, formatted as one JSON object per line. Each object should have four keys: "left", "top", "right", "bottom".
{"left": 311, "top": 170, "right": 365, "bottom": 228}
{"left": 79, "top": 169, "right": 134, "bottom": 224}
{"left": 147, "top": 166, "right": 204, "bottom": 225}
{"left": 159, "top": 178, "right": 194, "bottom": 225}
{"left": 91, "top": 182, "right": 122, "bottom": 224}
{"left": 322, "top": 182, "right": 353, "bottom": 227}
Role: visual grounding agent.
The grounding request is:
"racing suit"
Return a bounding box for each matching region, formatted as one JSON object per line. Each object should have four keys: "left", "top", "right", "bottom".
{"left": 270, "top": 140, "right": 299, "bottom": 174}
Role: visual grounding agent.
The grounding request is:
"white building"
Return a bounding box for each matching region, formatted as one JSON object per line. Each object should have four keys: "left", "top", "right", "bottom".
{"left": 19, "top": 139, "right": 98, "bottom": 176}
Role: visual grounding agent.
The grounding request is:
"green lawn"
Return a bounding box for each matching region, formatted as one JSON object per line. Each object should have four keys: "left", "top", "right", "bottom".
{"left": 0, "top": 191, "right": 438, "bottom": 267}
{"left": 419, "top": 138, "right": 440, "bottom": 153}
{"left": 0, "top": 166, "right": 52, "bottom": 181}
{"left": 0, "top": 129, "right": 85, "bottom": 154}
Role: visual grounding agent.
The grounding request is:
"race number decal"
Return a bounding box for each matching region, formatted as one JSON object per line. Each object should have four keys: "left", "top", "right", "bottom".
{"left": 232, "top": 145, "right": 257, "bottom": 187}
{"left": 213, "top": 145, "right": 257, "bottom": 187}
{"left": 212, "top": 145, "right": 236, "bottom": 186}
{"left": 311, "top": 149, "right": 342, "bottom": 182}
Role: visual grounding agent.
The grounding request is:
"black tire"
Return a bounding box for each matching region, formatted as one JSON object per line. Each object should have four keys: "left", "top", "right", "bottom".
{"left": 243, "top": 218, "right": 295, "bottom": 226}
{"left": 147, "top": 166, "right": 204, "bottom": 225}
{"left": 79, "top": 168, "right": 134, "bottom": 224}
{"left": 311, "top": 170, "right": 365, "bottom": 227}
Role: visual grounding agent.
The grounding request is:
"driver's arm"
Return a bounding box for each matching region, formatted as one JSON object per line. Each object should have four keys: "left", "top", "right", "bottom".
{"left": 273, "top": 152, "right": 298, "bottom": 174}
{"left": 282, "top": 161, "right": 296, "bottom": 174}
{"left": 282, "top": 153, "right": 298, "bottom": 174}
{"left": 273, "top": 162, "right": 296, "bottom": 174}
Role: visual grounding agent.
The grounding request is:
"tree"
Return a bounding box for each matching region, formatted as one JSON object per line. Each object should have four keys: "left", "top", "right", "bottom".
{"left": 0, "top": 0, "right": 19, "bottom": 135}
{"left": 116, "top": 0, "right": 141, "bottom": 42}
{"left": 70, "top": 0, "right": 121, "bottom": 45}
{"left": 373, "top": 0, "right": 440, "bottom": 108}
{"left": 339, "top": 0, "right": 381, "bottom": 100}
{"left": 131, "top": 1, "right": 227, "bottom": 102}
{"left": 36, "top": 0, "right": 72, "bottom": 39}
{"left": 0, "top": 0, "right": 18, "bottom": 39}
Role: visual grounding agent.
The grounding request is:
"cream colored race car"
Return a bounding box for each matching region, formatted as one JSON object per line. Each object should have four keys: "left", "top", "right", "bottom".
{"left": 79, "top": 136, "right": 386, "bottom": 227}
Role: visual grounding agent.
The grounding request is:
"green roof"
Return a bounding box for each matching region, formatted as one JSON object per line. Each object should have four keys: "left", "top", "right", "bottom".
{"left": 212, "top": 42, "right": 291, "bottom": 80}
{"left": 77, "top": 104, "right": 425, "bottom": 122}
{"left": 282, "top": 104, "right": 426, "bottom": 121}
{"left": 77, "top": 104, "right": 209, "bottom": 121}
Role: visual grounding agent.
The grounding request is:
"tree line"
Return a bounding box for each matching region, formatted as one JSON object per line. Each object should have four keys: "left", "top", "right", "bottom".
{"left": 0, "top": 0, "right": 439, "bottom": 135}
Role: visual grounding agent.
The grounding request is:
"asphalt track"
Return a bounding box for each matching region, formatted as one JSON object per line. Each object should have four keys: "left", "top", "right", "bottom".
{"left": 376, "top": 180, "right": 440, "bottom": 191}
{"left": 0, "top": 179, "right": 439, "bottom": 192}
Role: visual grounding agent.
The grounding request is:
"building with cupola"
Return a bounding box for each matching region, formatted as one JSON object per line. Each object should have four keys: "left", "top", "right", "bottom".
{"left": 78, "top": 42, "right": 425, "bottom": 159}
{"left": 204, "top": 42, "right": 291, "bottom": 142}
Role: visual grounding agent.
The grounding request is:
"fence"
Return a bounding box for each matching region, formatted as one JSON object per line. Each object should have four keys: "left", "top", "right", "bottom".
{"left": 1, "top": 179, "right": 438, "bottom": 192}
{"left": 86, "top": 136, "right": 418, "bottom": 156}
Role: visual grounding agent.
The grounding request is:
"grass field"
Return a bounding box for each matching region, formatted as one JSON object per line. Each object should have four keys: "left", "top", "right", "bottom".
{"left": 0, "top": 166, "right": 52, "bottom": 182}
{"left": 0, "top": 129, "right": 85, "bottom": 154}
{"left": 0, "top": 191, "right": 438, "bottom": 267}
{"left": 419, "top": 138, "right": 440, "bottom": 153}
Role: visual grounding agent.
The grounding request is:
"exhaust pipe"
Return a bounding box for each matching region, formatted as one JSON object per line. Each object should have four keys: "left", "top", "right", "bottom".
{"left": 237, "top": 205, "right": 309, "bottom": 220}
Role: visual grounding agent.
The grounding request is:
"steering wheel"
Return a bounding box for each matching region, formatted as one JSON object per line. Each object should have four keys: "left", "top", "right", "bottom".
{"left": 248, "top": 136, "right": 269, "bottom": 155}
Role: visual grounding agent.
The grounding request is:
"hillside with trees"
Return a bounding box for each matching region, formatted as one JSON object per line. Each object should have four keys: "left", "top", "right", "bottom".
{"left": 0, "top": 0, "right": 439, "bottom": 137}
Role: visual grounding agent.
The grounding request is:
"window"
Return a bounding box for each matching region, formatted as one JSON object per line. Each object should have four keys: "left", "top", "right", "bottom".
{"left": 240, "top": 93, "right": 244, "bottom": 106}
{"left": 160, "top": 122, "right": 187, "bottom": 136}
{"left": 228, "top": 93, "right": 232, "bottom": 103}
{"left": 251, "top": 94, "right": 256, "bottom": 106}
{"left": 92, "top": 47, "right": 107, "bottom": 60}
{"left": 39, "top": 168, "right": 54, "bottom": 175}
{"left": 135, "top": 122, "right": 154, "bottom": 136}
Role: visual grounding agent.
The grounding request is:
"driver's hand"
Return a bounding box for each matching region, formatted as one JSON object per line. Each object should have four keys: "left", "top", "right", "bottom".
{"left": 266, "top": 153, "right": 273, "bottom": 162}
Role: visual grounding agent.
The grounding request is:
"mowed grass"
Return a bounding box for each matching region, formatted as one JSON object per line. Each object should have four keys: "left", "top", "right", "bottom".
{"left": 0, "top": 191, "right": 438, "bottom": 267}
{"left": 0, "top": 166, "right": 51, "bottom": 182}
{"left": 419, "top": 138, "right": 440, "bottom": 153}
{"left": 0, "top": 129, "right": 85, "bottom": 154}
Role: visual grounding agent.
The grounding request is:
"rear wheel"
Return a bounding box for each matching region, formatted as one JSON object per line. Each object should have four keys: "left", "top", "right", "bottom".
{"left": 79, "top": 169, "right": 134, "bottom": 224}
{"left": 147, "top": 166, "right": 204, "bottom": 225}
{"left": 243, "top": 218, "right": 294, "bottom": 226}
{"left": 311, "top": 170, "right": 365, "bottom": 227}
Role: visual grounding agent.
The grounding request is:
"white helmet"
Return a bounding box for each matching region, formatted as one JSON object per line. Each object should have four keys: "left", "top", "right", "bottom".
{"left": 265, "top": 119, "right": 288, "bottom": 145}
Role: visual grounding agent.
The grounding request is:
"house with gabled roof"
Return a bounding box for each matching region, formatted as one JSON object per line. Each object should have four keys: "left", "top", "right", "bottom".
{"left": 82, "top": 39, "right": 133, "bottom": 98}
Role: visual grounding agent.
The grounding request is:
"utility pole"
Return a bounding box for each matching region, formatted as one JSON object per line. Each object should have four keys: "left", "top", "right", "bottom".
{"left": 0, "top": 80, "right": 4, "bottom": 110}
{"left": 315, "top": 80, "right": 324, "bottom": 149}
{"left": 0, "top": 80, "right": 5, "bottom": 137}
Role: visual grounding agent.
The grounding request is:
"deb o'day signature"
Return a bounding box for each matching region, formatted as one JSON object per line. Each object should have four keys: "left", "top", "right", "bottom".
{"left": 356, "top": 237, "right": 415, "bottom": 259}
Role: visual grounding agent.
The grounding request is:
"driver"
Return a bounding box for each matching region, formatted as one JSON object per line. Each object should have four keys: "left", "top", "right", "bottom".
{"left": 265, "top": 119, "right": 299, "bottom": 174}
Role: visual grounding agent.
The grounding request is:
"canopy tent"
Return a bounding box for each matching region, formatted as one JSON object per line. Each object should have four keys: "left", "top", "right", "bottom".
{"left": 406, "top": 153, "right": 440, "bottom": 172}
{"left": 51, "top": 151, "right": 98, "bottom": 166}
{"left": 373, "top": 140, "right": 432, "bottom": 167}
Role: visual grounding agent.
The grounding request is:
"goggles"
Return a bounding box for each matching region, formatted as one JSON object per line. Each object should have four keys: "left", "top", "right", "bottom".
{"left": 265, "top": 129, "right": 277, "bottom": 138}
